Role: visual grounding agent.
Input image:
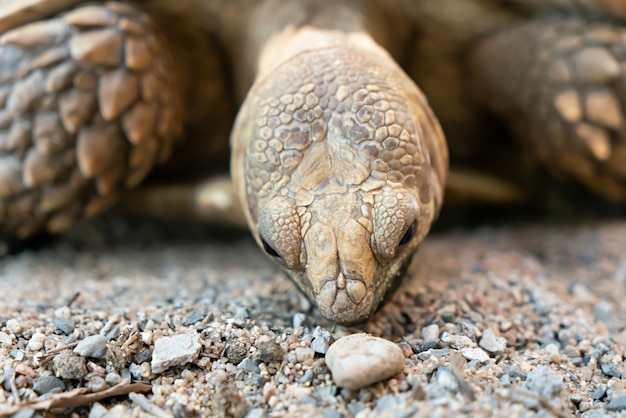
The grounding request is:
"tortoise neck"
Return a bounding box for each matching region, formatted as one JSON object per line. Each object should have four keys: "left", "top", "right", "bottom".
{"left": 233, "top": 0, "right": 387, "bottom": 99}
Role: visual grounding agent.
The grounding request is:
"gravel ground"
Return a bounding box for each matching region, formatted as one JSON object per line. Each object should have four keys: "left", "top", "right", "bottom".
{"left": 0, "top": 216, "right": 625, "bottom": 417}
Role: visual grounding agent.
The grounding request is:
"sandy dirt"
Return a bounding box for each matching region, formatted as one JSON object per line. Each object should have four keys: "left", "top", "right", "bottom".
{"left": 0, "top": 216, "right": 625, "bottom": 417}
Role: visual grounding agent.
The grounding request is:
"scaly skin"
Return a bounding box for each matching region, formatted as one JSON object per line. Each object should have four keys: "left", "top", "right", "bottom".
{"left": 231, "top": 27, "right": 447, "bottom": 324}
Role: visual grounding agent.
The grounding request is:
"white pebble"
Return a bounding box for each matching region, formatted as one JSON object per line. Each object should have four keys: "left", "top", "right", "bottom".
{"left": 461, "top": 347, "right": 490, "bottom": 363}
{"left": 151, "top": 333, "right": 202, "bottom": 374}
{"left": 27, "top": 332, "right": 46, "bottom": 351}
{"left": 6, "top": 319, "right": 21, "bottom": 334}
{"left": 479, "top": 328, "right": 506, "bottom": 353}
{"left": 325, "top": 333, "right": 404, "bottom": 390}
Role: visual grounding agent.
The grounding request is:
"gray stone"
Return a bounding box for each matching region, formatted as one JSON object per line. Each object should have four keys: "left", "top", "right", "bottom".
{"left": 183, "top": 311, "right": 206, "bottom": 326}
{"left": 310, "top": 327, "right": 333, "bottom": 354}
{"left": 74, "top": 334, "right": 108, "bottom": 359}
{"left": 606, "top": 395, "right": 626, "bottom": 411}
{"left": 151, "top": 332, "right": 202, "bottom": 374}
{"left": 479, "top": 328, "right": 506, "bottom": 354}
{"left": 52, "top": 318, "right": 75, "bottom": 335}
{"left": 326, "top": 333, "right": 405, "bottom": 390}
{"left": 32, "top": 375, "right": 65, "bottom": 395}
{"left": 600, "top": 363, "right": 621, "bottom": 378}
{"left": 523, "top": 366, "right": 563, "bottom": 399}
{"left": 237, "top": 357, "right": 261, "bottom": 373}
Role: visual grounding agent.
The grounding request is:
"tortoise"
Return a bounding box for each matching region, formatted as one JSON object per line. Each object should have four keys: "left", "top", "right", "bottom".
{"left": 1, "top": 0, "right": 626, "bottom": 324}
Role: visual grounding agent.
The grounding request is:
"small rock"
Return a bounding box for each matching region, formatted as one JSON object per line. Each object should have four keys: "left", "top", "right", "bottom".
{"left": 310, "top": 327, "right": 333, "bottom": 354}
{"left": 292, "top": 313, "right": 308, "bottom": 329}
{"left": 295, "top": 347, "right": 315, "bottom": 363}
{"left": 461, "top": 347, "right": 490, "bottom": 363}
{"left": 135, "top": 349, "right": 151, "bottom": 364}
{"left": 89, "top": 403, "right": 108, "bottom": 418}
{"left": 87, "top": 375, "right": 107, "bottom": 392}
{"left": 33, "top": 376, "right": 65, "bottom": 395}
{"left": 74, "top": 335, "right": 108, "bottom": 359}
{"left": 27, "top": 332, "right": 46, "bottom": 351}
{"left": 52, "top": 318, "right": 75, "bottom": 335}
{"left": 255, "top": 340, "right": 284, "bottom": 363}
{"left": 600, "top": 363, "right": 621, "bottom": 378}
{"left": 53, "top": 350, "right": 88, "bottom": 380}
{"left": 544, "top": 343, "right": 561, "bottom": 364}
{"left": 523, "top": 366, "right": 563, "bottom": 399}
{"left": 245, "top": 408, "right": 265, "bottom": 418}
{"left": 581, "top": 411, "right": 610, "bottom": 418}
{"left": 435, "top": 366, "right": 458, "bottom": 391}
{"left": 441, "top": 333, "right": 473, "bottom": 349}
{"left": 607, "top": 395, "right": 626, "bottom": 411}
{"left": 183, "top": 311, "right": 205, "bottom": 326}
{"left": 6, "top": 319, "right": 21, "bottom": 334}
{"left": 593, "top": 301, "right": 617, "bottom": 332}
{"left": 0, "top": 332, "right": 12, "bottom": 345}
{"left": 225, "top": 344, "right": 248, "bottom": 365}
{"left": 237, "top": 358, "right": 260, "bottom": 373}
{"left": 151, "top": 332, "right": 201, "bottom": 374}
{"left": 325, "top": 333, "right": 405, "bottom": 390}
{"left": 479, "top": 328, "right": 506, "bottom": 354}
{"left": 53, "top": 306, "right": 71, "bottom": 319}
{"left": 106, "top": 326, "right": 120, "bottom": 341}
{"left": 593, "top": 384, "right": 607, "bottom": 400}
{"left": 422, "top": 324, "right": 440, "bottom": 342}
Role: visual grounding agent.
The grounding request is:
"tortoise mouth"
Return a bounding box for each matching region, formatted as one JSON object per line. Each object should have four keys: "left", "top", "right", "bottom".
{"left": 315, "top": 275, "right": 376, "bottom": 325}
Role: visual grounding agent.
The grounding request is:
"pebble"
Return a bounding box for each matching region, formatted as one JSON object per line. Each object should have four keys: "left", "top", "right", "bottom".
{"left": 310, "top": 327, "right": 332, "bottom": 354}
{"left": 295, "top": 347, "right": 315, "bottom": 363}
{"left": 479, "top": 328, "right": 506, "bottom": 354}
{"left": 53, "top": 350, "right": 88, "bottom": 380}
{"left": 600, "top": 363, "right": 621, "bottom": 378}
{"left": 74, "top": 335, "right": 108, "bottom": 358}
{"left": 150, "top": 333, "right": 201, "bottom": 374}
{"left": 237, "top": 358, "right": 261, "bottom": 373}
{"left": 255, "top": 340, "right": 284, "bottom": 363}
{"left": 52, "top": 318, "right": 75, "bottom": 335}
{"left": 6, "top": 319, "right": 21, "bottom": 334}
{"left": 544, "top": 343, "right": 561, "bottom": 364}
{"left": 441, "top": 332, "right": 473, "bottom": 349}
{"left": 461, "top": 347, "right": 490, "bottom": 363}
{"left": 225, "top": 344, "right": 248, "bottom": 365}
{"left": 523, "top": 366, "right": 563, "bottom": 399}
{"left": 183, "top": 311, "right": 205, "bottom": 326}
{"left": 0, "top": 332, "right": 12, "bottom": 345}
{"left": 325, "top": 334, "right": 405, "bottom": 390}
{"left": 421, "top": 324, "right": 440, "bottom": 342}
{"left": 32, "top": 375, "right": 66, "bottom": 395}
{"left": 606, "top": 394, "right": 626, "bottom": 411}
{"left": 27, "top": 332, "right": 46, "bottom": 351}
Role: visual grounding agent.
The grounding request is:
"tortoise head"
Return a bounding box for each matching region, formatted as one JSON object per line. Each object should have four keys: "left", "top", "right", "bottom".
{"left": 231, "top": 31, "right": 447, "bottom": 324}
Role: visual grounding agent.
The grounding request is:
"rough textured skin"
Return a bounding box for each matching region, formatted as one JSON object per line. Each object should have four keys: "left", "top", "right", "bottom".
{"left": 2, "top": 0, "right": 626, "bottom": 324}
{"left": 0, "top": 1, "right": 182, "bottom": 239}
{"left": 231, "top": 28, "right": 446, "bottom": 323}
{"left": 469, "top": 17, "right": 626, "bottom": 200}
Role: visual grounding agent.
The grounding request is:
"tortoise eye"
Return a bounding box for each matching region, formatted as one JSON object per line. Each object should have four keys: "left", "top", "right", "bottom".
{"left": 399, "top": 220, "right": 417, "bottom": 246}
{"left": 261, "top": 238, "right": 283, "bottom": 261}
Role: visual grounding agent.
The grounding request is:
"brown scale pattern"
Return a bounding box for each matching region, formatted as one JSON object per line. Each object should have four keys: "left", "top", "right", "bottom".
{"left": 0, "top": 1, "right": 182, "bottom": 240}
{"left": 242, "top": 47, "right": 429, "bottom": 215}
{"left": 470, "top": 18, "right": 626, "bottom": 200}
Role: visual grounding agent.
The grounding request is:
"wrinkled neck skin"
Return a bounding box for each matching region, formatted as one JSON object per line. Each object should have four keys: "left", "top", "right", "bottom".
{"left": 231, "top": 2, "right": 447, "bottom": 324}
